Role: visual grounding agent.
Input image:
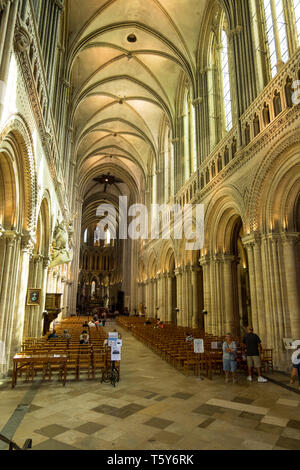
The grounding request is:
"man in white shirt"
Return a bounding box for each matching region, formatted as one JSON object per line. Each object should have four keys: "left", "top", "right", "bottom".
{"left": 290, "top": 340, "right": 300, "bottom": 389}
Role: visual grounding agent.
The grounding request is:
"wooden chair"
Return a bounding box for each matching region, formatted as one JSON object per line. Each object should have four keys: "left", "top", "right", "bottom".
{"left": 65, "top": 352, "right": 78, "bottom": 381}
{"left": 261, "top": 349, "right": 273, "bottom": 372}
{"left": 47, "top": 355, "right": 67, "bottom": 384}
{"left": 26, "top": 355, "right": 49, "bottom": 381}
{"left": 78, "top": 350, "right": 92, "bottom": 379}
{"left": 92, "top": 352, "right": 106, "bottom": 379}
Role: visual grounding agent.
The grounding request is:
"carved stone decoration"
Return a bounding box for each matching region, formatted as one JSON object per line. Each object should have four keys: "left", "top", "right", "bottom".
{"left": 14, "top": 26, "right": 31, "bottom": 53}
{"left": 49, "top": 220, "right": 73, "bottom": 268}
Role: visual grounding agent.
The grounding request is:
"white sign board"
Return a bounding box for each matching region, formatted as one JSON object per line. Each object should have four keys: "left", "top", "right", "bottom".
{"left": 111, "top": 345, "right": 121, "bottom": 361}
{"left": 283, "top": 338, "right": 295, "bottom": 350}
{"left": 211, "top": 341, "right": 222, "bottom": 350}
{"left": 108, "top": 332, "right": 119, "bottom": 347}
{"left": 194, "top": 339, "right": 204, "bottom": 354}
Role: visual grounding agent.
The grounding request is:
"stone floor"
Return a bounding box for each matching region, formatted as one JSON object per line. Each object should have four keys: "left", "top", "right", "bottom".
{"left": 1, "top": 320, "right": 300, "bottom": 450}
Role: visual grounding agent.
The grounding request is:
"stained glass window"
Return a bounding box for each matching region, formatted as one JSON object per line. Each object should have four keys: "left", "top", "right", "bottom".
{"left": 274, "top": 0, "right": 289, "bottom": 62}
{"left": 293, "top": 0, "right": 300, "bottom": 44}
{"left": 264, "top": 0, "right": 277, "bottom": 77}
{"left": 83, "top": 228, "right": 88, "bottom": 243}
{"left": 221, "top": 30, "right": 233, "bottom": 131}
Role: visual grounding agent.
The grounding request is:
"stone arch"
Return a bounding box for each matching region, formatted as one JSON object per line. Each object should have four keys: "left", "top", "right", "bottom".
{"left": 204, "top": 186, "right": 247, "bottom": 254}
{"left": 147, "top": 250, "right": 157, "bottom": 279}
{"left": 36, "top": 196, "right": 51, "bottom": 258}
{"left": 0, "top": 115, "right": 37, "bottom": 233}
{"left": 255, "top": 143, "right": 300, "bottom": 233}
{"left": 249, "top": 137, "right": 300, "bottom": 232}
{"left": 158, "top": 240, "right": 176, "bottom": 273}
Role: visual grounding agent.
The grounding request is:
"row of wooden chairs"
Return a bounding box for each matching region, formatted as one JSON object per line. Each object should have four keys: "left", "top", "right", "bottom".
{"left": 15, "top": 317, "right": 121, "bottom": 385}
{"left": 118, "top": 316, "right": 273, "bottom": 378}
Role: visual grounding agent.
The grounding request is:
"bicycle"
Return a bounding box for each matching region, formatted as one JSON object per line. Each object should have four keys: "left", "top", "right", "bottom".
{"left": 101, "top": 359, "right": 119, "bottom": 387}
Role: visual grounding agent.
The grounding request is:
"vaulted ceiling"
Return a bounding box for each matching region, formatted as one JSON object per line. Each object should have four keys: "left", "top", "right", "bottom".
{"left": 67, "top": 0, "right": 209, "bottom": 202}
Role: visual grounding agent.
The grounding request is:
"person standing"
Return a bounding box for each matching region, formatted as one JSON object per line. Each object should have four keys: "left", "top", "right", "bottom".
{"left": 243, "top": 326, "right": 267, "bottom": 383}
{"left": 290, "top": 340, "right": 300, "bottom": 389}
{"left": 222, "top": 333, "right": 238, "bottom": 384}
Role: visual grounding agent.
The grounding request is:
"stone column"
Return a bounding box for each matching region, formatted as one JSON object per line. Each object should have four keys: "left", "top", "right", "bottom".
{"left": 200, "top": 256, "right": 211, "bottom": 333}
{"left": 0, "top": 231, "right": 17, "bottom": 344}
{"left": 175, "top": 267, "right": 183, "bottom": 325}
{"left": 222, "top": 255, "right": 237, "bottom": 336}
{"left": 160, "top": 273, "right": 167, "bottom": 321}
{"left": 260, "top": 235, "right": 278, "bottom": 350}
{"left": 191, "top": 265, "right": 199, "bottom": 328}
{"left": 0, "top": 0, "right": 19, "bottom": 121}
{"left": 37, "top": 256, "right": 50, "bottom": 334}
{"left": 282, "top": 233, "right": 300, "bottom": 338}
{"left": 243, "top": 238, "right": 258, "bottom": 332}
{"left": 182, "top": 267, "right": 189, "bottom": 326}
{"left": 145, "top": 279, "right": 150, "bottom": 317}
{"left": 209, "top": 256, "right": 224, "bottom": 335}
{"left": 167, "top": 273, "right": 173, "bottom": 322}
{"left": 9, "top": 234, "right": 33, "bottom": 359}
{"left": 252, "top": 240, "right": 267, "bottom": 342}
{"left": 243, "top": 233, "right": 268, "bottom": 343}
{"left": 185, "top": 266, "right": 193, "bottom": 327}
{"left": 150, "top": 279, "right": 155, "bottom": 317}
{"left": 156, "top": 273, "right": 162, "bottom": 319}
{"left": 0, "top": 231, "right": 20, "bottom": 376}
{"left": 0, "top": 1, "right": 11, "bottom": 67}
{"left": 269, "top": 235, "right": 285, "bottom": 343}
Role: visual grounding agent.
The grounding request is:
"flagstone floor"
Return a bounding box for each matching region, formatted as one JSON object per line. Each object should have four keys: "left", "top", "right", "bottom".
{"left": 1, "top": 320, "right": 300, "bottom": 450}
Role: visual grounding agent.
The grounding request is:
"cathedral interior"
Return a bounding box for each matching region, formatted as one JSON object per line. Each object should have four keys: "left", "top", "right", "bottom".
{"left": 0, "top": 0, "right": 300, "bottom": 452}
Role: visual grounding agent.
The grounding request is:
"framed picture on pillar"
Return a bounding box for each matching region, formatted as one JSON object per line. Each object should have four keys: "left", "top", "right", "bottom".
{"left": 27, "top": 288, "right": 42, "bottom": 306}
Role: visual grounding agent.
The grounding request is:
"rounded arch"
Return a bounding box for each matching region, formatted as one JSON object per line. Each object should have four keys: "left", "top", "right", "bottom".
{"left": 0, "top": 115, "right": 37, "bottom": 233}
{"left": 249, "top": 137, "right": 300, "bottom": 232}
{"left": 147, "top": 250, "right": 157, "bottom": 278}
{"left": 204, "top": 186, "right": 247, "bottom": 253}
{"left": 251, "top": 142, "right": 300, "bottom": 233}
{"left": 36, "top": 197, "right": 51, "bottom": 257}
{"left": 158, "top": 240, "right": 176, "bottom": 272}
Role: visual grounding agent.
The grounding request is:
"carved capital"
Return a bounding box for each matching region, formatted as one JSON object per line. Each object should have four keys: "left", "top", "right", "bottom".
{"left": 192, "top": 97, "right": 203, "bottom": 106}
{"left": 43, "top": 256, "right": 51, "bottom": 269}
{"left": 4, "top": 230, "right": 20, "bottom": 246}
{"left": 242, "top": 233, "right": 261, "bottom": 248}
{"left": 54, "top": 0, "right": 64, "bottom": 12}
{"left": 21, "top": 233, "right": 35, "bottom": 251}
{"left": 280, "top": 232, "right": 300, "bottom": 245}
{"left": 174, "top": 266, "right": 182, "bottom": 276}
{"left": 221, "top": 254, "right": 236, "bottom": 264}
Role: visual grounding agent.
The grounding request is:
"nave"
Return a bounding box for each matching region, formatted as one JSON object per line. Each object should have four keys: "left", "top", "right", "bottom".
{"left": 1, "top": 321, "right": 300, "bottom": 451}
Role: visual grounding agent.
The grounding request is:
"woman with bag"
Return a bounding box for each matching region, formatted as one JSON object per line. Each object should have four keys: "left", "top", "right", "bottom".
{"left": 223, "top": 333, "right": 238, "bottom": 384}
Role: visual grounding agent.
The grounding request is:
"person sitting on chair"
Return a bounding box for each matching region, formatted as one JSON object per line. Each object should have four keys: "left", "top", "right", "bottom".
{"left": 80, "top": 333, "right": 89, "bottom": 344}
{"left": 185, "top": 332, "right": 193, "bottom": 343}
{"left": 61, "top": 329, "right": 71, "bottom": 339}
{"left": 47, "top": 329, "right": 58, "bottom": 340}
